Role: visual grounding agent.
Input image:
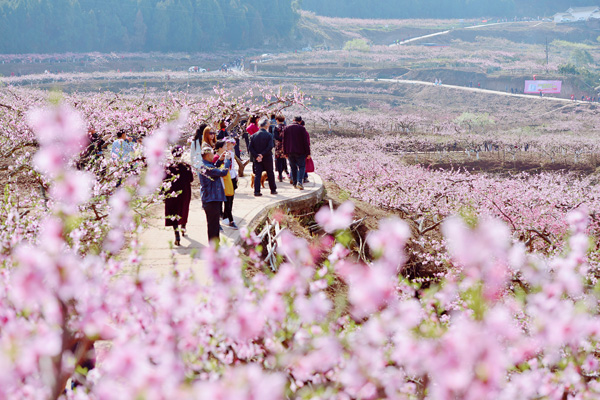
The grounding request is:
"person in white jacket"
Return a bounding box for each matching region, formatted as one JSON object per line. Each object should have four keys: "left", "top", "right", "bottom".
{"left": 190, "top": 123, "right": 207, "bottom": 170}
{"left": 223, "top": 138, "right": 238, "bottom": 229}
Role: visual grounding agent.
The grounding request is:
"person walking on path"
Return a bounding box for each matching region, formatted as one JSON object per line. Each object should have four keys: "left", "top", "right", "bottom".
{"left": 163, "top": 146, "right": 194, "bottom": 246}
{"left": 249, "top": 117, "right": 277, "bottom": 196}
{"left": 273, "top": 115, "right": 289, "bottom": 182}
{"left": 283, "top": 116, "right": 311, "bottom": 190}
{"left": 300, "top": 119, "right": 311, "bottom": 184}
{"left": 195, "top": 146, "right": 231, "bottom": 244}
{"left": 111, "top": 129, "right": 137, "bottom": 186}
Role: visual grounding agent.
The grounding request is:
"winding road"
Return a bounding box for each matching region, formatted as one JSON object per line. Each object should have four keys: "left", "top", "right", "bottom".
{"left": 393, "top": 20, "right": 543, "bottom": 46}
{"left": 257, "top": 74, "right": 584, "bottom": 104}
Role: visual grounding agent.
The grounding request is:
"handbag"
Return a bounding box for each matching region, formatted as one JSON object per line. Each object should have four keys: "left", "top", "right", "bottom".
{"left": 305, "top": 157, "right": 315, "bottom": 173}
{"left": 223, "top": 172, "right": 234, "bottom": 196}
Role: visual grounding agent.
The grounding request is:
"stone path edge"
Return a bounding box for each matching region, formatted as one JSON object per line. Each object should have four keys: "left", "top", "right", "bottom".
{"left": 234, "top": 174, "right": 325, "bottom": 246}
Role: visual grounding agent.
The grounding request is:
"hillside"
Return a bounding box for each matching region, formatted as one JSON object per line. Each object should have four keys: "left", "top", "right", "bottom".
{"left": 0, "top": 0, "right": 297, "bottom": 53}
{"left": 299, "top": 0, "right": 599, "bottom": 19}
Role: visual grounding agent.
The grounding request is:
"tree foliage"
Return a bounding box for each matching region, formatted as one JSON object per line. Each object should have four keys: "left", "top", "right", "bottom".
{"left": 343, "top": 39, "right": 370, "bottom": 52}
{"left": 299, "top": 0, "right": 597, "bottom": 19}
{"left": 0, "top": 0, "right": 298, "bottom": 53}
{"left": 570, "top": 48, "right": 594, "bottom": 67}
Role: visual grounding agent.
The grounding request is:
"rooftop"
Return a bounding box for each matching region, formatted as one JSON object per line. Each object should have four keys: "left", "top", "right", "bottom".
{"left": 566, "top": 6, "right": 600, "bottom": 13}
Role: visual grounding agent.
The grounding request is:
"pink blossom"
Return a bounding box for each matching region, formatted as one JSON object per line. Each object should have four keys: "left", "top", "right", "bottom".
{"left": 225, "top": 302, "right": 265, "bottom": 341}
{"left": 567, "top": 207, "right": 589, "bottom": 234}
{"left": 443, "top": 216, "right": 511, "bottom": 300}
{"left": 315, "top": 201, "right": 355, "bottom": 233}
{"left": 291, "top": 336, "right": 342, "bottom": 381}
{"left": 328, "top": 243, "right": 350, "bottom": 263}
{"left": 277, "top": 230, "right": 315, "bottom": 266}
{"left": 270, "top": 262, "right": 311, "bottom": 294}
{"left": 194, "top": 365, "right": 285, "bottom": 400}
{"left": 337, "top": 261, "right": 397, "bottom": 319}
{"left": 32, "top": 147, "right": 66, "bottom": 175}
{"left": 202, "top": 244, "right": 244, "bottom": 289}
{"left": 49, "top": 170, "right": 93, "bottom": 210}
{"left": 366, "top": 217, "right": 410, "bottom": 266}
{"left": 294, "top": 291, "right": 332, "bottom": 324}
{"left": 27, "top": 104, "right": 87, "bottom": 154}
{"left": 262, "top": 291, "right": 287, "bottom": 323}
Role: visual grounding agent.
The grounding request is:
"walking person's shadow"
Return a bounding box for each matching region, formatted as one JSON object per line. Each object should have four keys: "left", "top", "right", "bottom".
{"left": 173, "top": 234, "right": 206, "bottom": 256}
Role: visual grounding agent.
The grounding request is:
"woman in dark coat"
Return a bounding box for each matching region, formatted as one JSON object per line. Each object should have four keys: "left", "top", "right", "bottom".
{"left": 164, "top": 146, "right": 194, "bottom": 246}
{"left": 273, "top": 114, "right": 289, "bottom": 182}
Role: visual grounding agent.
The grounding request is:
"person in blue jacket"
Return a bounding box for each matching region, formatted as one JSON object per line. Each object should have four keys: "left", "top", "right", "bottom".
{"left": 195, "top": 145, "right": 231, "bottom": 243}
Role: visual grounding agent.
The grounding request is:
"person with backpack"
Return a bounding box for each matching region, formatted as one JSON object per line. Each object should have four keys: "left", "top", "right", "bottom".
{"left": 269, "top": 113, "right": 277, "bottom": 135}
{"left": 217, "top": 120, "right": 229, "bottom": 140}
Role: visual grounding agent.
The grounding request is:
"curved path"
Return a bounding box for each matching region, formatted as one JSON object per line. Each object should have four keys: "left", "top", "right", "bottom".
{"left": 394, "top": 21, "right": 541, "bottom": 45}
{"left": 137, "top": 172, "right": 324, "bottom": 282}
{"left": 373, "top": 78, "right": 578, "bottom": 103}
{"left": 258, "top": 74, "right": 586, "bottom": 104}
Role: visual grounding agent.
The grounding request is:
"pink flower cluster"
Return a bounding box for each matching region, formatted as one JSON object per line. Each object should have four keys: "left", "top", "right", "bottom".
{"left": 2, "top": 88, "right": 600, "bottom": 400}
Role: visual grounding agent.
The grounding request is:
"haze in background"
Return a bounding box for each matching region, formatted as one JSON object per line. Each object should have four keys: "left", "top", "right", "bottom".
{"left": 0, "top": 0, "right": 297, "bottom": 53}
{"left": 0, "top": 0, "right": 596, "bottom": 54}
{"left": 299, "top": 0, "right": 597, "bottom": 19}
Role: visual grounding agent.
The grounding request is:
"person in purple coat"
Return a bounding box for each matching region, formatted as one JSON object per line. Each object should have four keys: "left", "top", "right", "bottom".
{"left": 282, "top": 116, "right": 311, "bottom": 190}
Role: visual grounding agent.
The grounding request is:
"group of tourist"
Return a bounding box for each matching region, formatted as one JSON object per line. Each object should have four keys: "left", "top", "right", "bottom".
{"left": 161, "top": 114, "right": 312, "bottom": 245}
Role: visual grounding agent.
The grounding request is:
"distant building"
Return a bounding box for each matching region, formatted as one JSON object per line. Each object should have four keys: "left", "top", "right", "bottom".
{"left": 554, "top": 12, "right": 574, "bottom": 23}
{"left": 554, "top": 6, "right": 600, "bottom": 23}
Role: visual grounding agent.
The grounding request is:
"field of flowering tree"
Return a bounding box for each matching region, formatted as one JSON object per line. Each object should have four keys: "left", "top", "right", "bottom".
{"left": 1, "top": 61, "right": 600, "bottom": 400}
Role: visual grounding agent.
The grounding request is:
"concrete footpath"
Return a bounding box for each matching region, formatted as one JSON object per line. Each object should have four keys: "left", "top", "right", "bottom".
{"left": 137, "top": 171, "right": 324, "bottom": 281}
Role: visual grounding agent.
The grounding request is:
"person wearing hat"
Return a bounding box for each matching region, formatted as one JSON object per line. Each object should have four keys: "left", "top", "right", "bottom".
{"left": 163, "top": 146, "right": 194, "bottom": 246}
{"left": 195, "top": 145, "right": 231, "bottom": 243}
{"left": 282, "top": 116, "right": 311, "bottom": 190}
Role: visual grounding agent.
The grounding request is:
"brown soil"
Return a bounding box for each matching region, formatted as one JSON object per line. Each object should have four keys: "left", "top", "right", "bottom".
{"left": 0, "top": 54, "right": 244, "bottom": 77}
{"left": 0, "top": 151, "right": 42, "bottom": 196}
{"left": 414, "top": 158, "right": 598, "bottom": 175}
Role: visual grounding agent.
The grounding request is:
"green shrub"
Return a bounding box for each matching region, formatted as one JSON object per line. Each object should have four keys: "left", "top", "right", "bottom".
{"left": 343, "top": 39, "right": 370, "bottom": 52}
{"left": 551, "top": 39, "right": 594, "bottom": 50}
{"left": 558, "top": 63, "right": 580, "bottom": 75}
{"left": 571, "top": 48, "right": 594, "bottom": 67}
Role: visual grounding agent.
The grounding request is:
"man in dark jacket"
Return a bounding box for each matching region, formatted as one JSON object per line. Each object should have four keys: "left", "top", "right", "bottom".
{"left": 248, "top": 117, "right": 277, "bottom": 196}
{"left": 282, "top": 116, "right": 311, "bottom": 190}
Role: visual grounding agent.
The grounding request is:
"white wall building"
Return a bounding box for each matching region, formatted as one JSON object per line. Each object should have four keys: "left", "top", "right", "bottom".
{"left": 554, "top": 6, "right": 600, "bottom": 23}
{"left": 554, "top": 12, "right": 575, "bottom": 22}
